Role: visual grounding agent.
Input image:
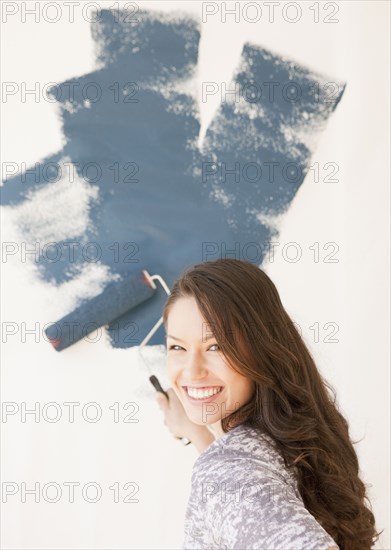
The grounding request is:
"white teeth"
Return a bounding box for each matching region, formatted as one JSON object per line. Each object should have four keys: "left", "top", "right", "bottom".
{"left": 186, "top": 387, "right": 222, "bottom": 399}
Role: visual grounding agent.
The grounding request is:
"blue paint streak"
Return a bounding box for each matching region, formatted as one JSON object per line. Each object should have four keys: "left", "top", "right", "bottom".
{"left": 1, "top": 9, "right": 346, "bottom": 348}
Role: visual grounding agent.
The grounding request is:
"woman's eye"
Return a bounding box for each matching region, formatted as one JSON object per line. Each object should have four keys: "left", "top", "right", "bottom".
{"left": 167, "top": 343, "right": 220, "bottom": 351}
{"left": 209, "top": 344, "right": 220, "bottom": 351}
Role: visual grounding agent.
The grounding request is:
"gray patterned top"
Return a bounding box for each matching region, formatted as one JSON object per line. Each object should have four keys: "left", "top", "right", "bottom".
{"left": 182, "top": 423, "right": 339, "bottom": 550}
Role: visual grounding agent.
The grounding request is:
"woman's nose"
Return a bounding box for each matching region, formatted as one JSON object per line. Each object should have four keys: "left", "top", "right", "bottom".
{"left": 183, "top": 350, "right": 209, "bottom": 378}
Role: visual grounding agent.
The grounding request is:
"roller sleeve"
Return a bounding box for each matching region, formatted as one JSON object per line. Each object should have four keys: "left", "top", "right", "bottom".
{"left": 45, "top": 269, "right": 156, "bottom": 351}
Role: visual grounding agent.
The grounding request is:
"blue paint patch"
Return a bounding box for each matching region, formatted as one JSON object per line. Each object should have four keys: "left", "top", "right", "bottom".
{"left": 1, "top": 9, "right": 346, "bottom": 348}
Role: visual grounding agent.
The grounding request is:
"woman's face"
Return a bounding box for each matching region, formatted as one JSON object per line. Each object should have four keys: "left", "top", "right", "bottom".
{"left": 165, "top": 296, "right": 255, "bottom": 427}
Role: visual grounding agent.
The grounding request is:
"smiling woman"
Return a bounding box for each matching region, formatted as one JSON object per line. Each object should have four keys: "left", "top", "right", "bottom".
{"left": 165, "top": 295, "right": 255, "bottom": 438}
{"left": 155, "top": 259, "right": 382, "bottom": 550}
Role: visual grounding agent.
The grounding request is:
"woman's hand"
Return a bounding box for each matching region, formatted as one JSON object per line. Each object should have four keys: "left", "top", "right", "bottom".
{"left": 155, "top": 388, "right": 216, "bottom": 453}
{"left": 155, "top": 387, "right": 198, "bottom": 439}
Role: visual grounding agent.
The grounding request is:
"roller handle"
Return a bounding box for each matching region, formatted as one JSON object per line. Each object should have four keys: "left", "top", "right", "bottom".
{"left": 149, "top": 375, "right": 191, "bottom": 446}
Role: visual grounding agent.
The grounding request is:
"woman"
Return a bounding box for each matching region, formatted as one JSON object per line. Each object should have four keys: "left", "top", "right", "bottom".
{"left": 156, "top": 259, "right": 381, "bottom": 549}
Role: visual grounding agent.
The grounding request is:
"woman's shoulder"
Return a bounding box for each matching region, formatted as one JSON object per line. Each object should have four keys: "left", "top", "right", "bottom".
{"left": 185, "top": 423, "right": 340, "bottom": 550}
{"left": 192, "top": 422, "right": 297, "bottom": 488}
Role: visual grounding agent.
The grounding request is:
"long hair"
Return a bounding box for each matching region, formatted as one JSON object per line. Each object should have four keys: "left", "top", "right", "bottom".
{"left": 162, "top": 258, "right": 382, "bottom": 550}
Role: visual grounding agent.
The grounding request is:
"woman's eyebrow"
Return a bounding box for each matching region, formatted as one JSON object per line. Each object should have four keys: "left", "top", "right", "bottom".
{"left": 166, "top": 334, "right": 216, "bottom": 342}
{"left": 166, "top": 334, "right": 184, "bottom": 342}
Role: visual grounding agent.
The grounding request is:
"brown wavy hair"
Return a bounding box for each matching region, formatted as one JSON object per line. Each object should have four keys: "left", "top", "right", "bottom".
{"left": 162, "top": 258, "right": 382, "bottom": 550}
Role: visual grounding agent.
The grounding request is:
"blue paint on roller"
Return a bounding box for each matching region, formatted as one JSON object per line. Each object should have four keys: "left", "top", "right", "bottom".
{"left": 1, "top": 9, "right": 346, "bottom": 349}
{"left": 45, "top": 270, "right": 156, "bottom": 351}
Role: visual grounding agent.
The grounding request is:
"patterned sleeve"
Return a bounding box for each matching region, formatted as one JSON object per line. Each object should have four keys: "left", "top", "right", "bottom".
{"left": 206, "top": 464, "right": 340, "bottom": 550}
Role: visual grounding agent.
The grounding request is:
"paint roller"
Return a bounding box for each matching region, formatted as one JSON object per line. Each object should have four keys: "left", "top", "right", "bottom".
{"left": 45, "top": 269, "right": 191, "bottom": 446}
{"left": 45, "top": 270, "right": 156, "bottom": 351}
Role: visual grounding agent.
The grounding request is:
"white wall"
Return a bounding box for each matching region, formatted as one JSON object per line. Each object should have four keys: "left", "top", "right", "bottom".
{"left": 1, "top": 1, "right": 389, "bottom": 548}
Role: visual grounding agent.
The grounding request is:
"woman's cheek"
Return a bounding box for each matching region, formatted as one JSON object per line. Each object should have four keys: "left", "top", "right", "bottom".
{"left": 166, "top": 358, "right": 181, "bottom": 382}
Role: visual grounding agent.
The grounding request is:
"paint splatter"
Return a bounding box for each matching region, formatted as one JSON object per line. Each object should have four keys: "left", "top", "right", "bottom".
{"left": 1, "top": 9, "right": 346, "bottom": 348}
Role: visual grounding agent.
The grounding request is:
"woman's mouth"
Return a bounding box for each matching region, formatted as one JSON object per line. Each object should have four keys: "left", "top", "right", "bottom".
{"left": 182, "top": 386, "right": 224, "bottom": 403}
